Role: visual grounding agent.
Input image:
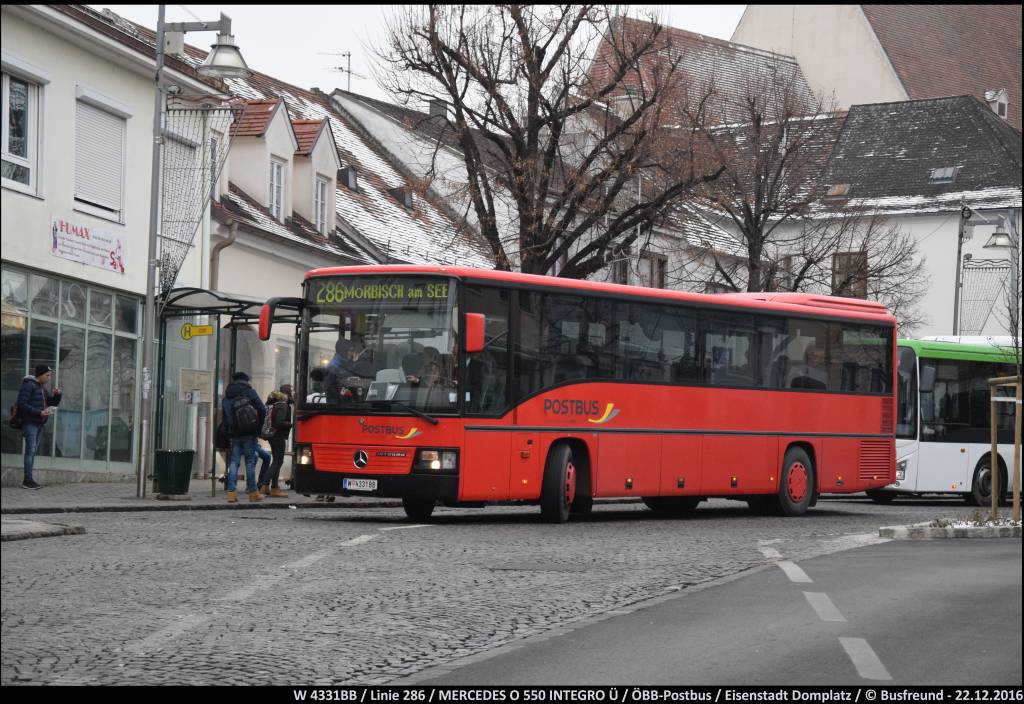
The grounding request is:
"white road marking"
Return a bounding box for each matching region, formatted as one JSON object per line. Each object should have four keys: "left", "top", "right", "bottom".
{"left": 803, "top": 591, "right": 847, "bottom": 622}
{"left": 284, "top": 549, "right": 334, "bottom": 570}
{"left": 839, "top": 637, "right": 892, "bottom": 680}
{"left": 122, "top": 614, "right": 211, "bottom": 655}
{"left": 341, "top": 534, "right": 377, "bottom": 546}
{"left": 776, "top": 560, "right": 813, "bottom": 583}
{"left": 759, "top": 546, "right": 783, "bottom": 559}
{"left": 380, "top": 524, "right": 432, "bottom": 531}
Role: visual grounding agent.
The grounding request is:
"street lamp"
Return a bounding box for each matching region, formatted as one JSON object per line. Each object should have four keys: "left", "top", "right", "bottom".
{"left": 139, "top": 5, "right": 250, "bottom": 498}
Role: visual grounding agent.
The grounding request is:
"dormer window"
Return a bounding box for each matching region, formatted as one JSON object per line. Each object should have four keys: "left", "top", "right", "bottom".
{"left": 269, "top": 157, "right": 285, "bottom": 220}
{"left": 928, "top": 166, "right": 960, "bottom": 184}
{"left": 339, "top": 165, "right": 358, "bottom": 191}
{"left": 389, "top": 186, "right": 414, "bottom": 210}
{"left": 314, "top": 174, "right": 330, "bottom": 234}
{"left": 985, "top": 89, "right": 1008, "bottom": 120}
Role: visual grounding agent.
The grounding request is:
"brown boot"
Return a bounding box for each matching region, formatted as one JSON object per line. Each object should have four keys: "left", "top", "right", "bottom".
{"left": 259, "top": 485, "right": 270, "bottom": 496}
{"left": 226, "top": 491, "right": 238, "bottom": 504}
{"left": 269, "top": 487, "right": 289, "bottom": 498}
{"left": 248, "top": 491, "right": 264, "bottom": 502}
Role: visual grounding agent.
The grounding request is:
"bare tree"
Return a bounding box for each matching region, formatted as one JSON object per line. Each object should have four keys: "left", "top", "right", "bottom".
{"left": 674, "top": 64, "right": 929, "bottom": 331}
{"left": 376, "top": 5, "right": 721, "bottom": 277}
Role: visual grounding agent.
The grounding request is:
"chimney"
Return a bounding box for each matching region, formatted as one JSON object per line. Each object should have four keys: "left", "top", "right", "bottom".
{"left": 428, "top": 99, "right": 448, "bottom": 120}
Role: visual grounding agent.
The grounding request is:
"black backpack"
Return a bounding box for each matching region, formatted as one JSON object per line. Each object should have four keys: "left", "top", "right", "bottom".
{"left": 8, "top": 402, "right": 22, "bottom": 430}
{"left": 230, "top": 393, "right": 260, "bottom": 437}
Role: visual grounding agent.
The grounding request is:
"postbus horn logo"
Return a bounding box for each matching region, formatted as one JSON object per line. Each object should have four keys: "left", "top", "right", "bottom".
{"left": 588, "top": 403, "right": 620, "bottom": 424}
{"left": 394, "top": 427, "right": 422, "bottom": 440}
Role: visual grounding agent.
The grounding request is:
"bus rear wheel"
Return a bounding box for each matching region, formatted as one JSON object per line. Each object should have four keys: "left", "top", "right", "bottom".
{"left": 774, "top": 448, "right": 815, "bottom": 517}
{"left": 541, "top": 443, "right": 576, "bottom": 523}
{"left": 402, "top": 497, "right": 435, "bottom": 521}
{"left": 643, "top": 496, "right": 701, "bottom": 516}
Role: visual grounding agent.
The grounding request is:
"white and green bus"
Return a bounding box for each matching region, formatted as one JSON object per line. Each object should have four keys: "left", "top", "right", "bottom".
{"left": 870, "top": 338, "right": 1019, "bottom": 505}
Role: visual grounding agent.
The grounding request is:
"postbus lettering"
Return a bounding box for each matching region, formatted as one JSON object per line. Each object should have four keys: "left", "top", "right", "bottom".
{"left": 361, "top": 424, "right": 407, "bottom": 436}
{"left": 542, "top": 399, "right": 601, "bottom": 417}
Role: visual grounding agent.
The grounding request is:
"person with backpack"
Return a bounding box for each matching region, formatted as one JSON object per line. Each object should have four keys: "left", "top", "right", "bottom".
{"left": 221, "top": 371, "right": 266, "bottom": 503}
{"left": 257, "top": 389, "right": 292, "bottom": 497}
{"left": 15, "top": 364, "right": 62, "bottom": 489}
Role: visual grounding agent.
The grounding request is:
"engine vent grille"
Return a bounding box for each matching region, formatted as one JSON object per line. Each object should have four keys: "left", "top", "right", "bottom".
{"left": 859, "top": 440, "right": 892, "bottom": 481}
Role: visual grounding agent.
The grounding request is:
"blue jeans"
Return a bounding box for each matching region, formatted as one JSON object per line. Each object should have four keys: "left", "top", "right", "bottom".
{"left": 226, "top": 436, "right": 257, "bottom": 492}
{"left": 23, "top": 423, "right": 44, "bottom": 482}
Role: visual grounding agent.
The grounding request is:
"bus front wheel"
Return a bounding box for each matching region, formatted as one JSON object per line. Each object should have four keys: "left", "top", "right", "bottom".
{"left": 541, "top": 443, "right": 576, "bottom": 523}
{"left": 775, "top": 448, "right": 815, "bottom": 517}
{"left": 966, "top": 458, "right": 1006, "bottom": 507}
{"left": 402, "top": 497, "right": 435, "bottom": 521}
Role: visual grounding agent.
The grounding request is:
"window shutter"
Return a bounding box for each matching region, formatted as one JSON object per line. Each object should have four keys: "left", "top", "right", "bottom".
{"left": 75, "top": 100, "right": 124, "bottom": 212}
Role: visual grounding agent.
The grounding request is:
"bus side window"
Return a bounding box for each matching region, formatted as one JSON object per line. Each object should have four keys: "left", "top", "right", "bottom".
{"left": 465, "top": 286, "right": 510, "bottom": 415}
{"left": 514, "top": 292, "right": 543, "bottom": 401}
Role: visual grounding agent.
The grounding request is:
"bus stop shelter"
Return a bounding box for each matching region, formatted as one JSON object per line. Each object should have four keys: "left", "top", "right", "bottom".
{"left": 149, "top": 287, "right": 301, "bottom": 497}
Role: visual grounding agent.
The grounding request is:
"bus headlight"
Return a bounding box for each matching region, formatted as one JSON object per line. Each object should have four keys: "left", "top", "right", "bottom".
{"left": 413, "top": 449, "right": 458, "bottom": 473}
{"left": 297, "top": 446, "right": 313, "bottom": 466}
{"left": 896, "top": 458, "right": 907, "bottom": 481}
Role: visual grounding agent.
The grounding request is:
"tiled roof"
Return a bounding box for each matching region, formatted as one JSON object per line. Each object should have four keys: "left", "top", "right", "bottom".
{"left": 65, "top": 6, "right": 496, "bottom": 270}
{"left": 821, "top": 95, "right": 1022, "bottom": 215}
{"left": 234, "top": 100, "right": 280, "bottom": 137}
{"left": 587, "top": 16, "right": 818, "bottom": 124}
{"left": 292, "top": 120, "right": 325, "bottom": 156}
{"left": 214, "top": 183, "right": 374, "bottom": 264}
{"left": 223, "top": 72, "right": 494, "bottom": 267}
{"left": 862, "top": 4, "right": 1023, "bottom": 130}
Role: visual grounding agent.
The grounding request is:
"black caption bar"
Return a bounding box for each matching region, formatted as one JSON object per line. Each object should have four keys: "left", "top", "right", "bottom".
{"left": 49, "top": 686, "right": 1024, "bottom": 701}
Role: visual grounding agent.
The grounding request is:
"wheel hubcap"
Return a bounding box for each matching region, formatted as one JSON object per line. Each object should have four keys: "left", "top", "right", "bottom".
{"left": 787, "top": 462, "right": 808, "bottom": 503}
{"left": 564, "top": 461, "right": 577, "bottom": 507}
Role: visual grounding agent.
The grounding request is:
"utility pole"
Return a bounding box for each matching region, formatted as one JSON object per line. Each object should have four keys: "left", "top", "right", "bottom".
{"left": 953, "top": 204, "right": 971, "bottom": 335}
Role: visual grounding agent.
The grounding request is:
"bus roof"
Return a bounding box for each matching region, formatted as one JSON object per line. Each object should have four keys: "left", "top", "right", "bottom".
{"left": 305, "top": 265, "right": 896, "bottom": 325}
{"left": 898, "top": 338, "right": 1020, "bottom": 363}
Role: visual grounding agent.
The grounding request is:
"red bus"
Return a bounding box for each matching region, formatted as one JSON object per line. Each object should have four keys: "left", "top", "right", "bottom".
{"left": 260, "top": 265, "right": 896, "bottom": 522}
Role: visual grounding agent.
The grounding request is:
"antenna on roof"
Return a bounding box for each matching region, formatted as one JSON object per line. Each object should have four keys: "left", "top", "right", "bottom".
{"left": 317, "top": 51, "right": 367, "bottom": 92}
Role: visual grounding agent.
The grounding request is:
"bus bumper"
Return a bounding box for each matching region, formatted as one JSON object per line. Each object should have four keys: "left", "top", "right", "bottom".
{"left": 292, "top": 467, "right": 459, "bottom": 501}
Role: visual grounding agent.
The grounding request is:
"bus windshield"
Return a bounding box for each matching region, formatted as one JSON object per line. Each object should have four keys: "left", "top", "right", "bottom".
{"left": 301, "top": 276, "right": 458, "bottom": 414}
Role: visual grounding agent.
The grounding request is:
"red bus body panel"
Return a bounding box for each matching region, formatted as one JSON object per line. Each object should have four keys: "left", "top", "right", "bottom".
{"left": 295, "top": 266, "right": 896, "bottom": 504}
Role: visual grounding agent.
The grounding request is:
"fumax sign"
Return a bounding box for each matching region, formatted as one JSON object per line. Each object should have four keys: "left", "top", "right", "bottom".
{"left": 50, "top": 216, "right": 127, "bottom": 274}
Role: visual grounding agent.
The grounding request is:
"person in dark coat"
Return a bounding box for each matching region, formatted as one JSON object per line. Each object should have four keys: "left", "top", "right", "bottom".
{"left": 15, "top": 364, "right": 62, "bottom": 489}
{"left": 257, "top": 389, "right": 292, "bottom": 497}
{"left": 221, "top": 371, "right": 266, "bottom": 503}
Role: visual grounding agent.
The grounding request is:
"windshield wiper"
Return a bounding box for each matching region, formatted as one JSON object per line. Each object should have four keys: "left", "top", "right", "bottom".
{"left": 372, "top": 400, "right": 439, "bottom": 426}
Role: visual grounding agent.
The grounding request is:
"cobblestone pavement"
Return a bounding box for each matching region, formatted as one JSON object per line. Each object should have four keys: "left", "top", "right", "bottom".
{"left": 0, "top": 497, "right": 986, "bottom": 685}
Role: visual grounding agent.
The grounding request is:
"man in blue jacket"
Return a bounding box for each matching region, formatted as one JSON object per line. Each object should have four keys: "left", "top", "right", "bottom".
{"left": 221, "top": 371, "right": 266, "bottom": 503}
{"left": 16, "top": 365, "right": 62, "bottom": 489}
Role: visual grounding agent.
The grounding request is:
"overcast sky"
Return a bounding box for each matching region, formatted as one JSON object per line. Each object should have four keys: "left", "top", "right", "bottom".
{"left": 94, "top": 5, "right": 746, "bottom": 103}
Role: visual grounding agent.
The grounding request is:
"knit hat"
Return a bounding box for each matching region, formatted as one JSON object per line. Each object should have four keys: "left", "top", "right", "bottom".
{"left": 34, "top": 364, "right": 53, "bottom": 378}
{"left": 232, "top": 371, "right": 250, "bottom": 382}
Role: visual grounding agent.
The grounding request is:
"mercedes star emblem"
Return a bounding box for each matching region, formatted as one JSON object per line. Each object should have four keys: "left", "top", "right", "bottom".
{"left": 353, "top": 450, "right": 369, "bottom": 469}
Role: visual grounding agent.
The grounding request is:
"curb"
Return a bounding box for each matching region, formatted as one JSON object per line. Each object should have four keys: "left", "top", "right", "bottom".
{"left": 879, "top": 521, "right": 1023, "bottom": 540}
{"left": 1, "top": 518, "right": 86, "bottom": 542}
{"left": 0, "top": 497, "right": 642, "bottom": 516}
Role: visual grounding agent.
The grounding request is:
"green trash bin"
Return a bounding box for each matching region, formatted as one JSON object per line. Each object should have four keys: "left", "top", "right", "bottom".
{"left": 155, "top": 449, "right": 195, "bottom": 495}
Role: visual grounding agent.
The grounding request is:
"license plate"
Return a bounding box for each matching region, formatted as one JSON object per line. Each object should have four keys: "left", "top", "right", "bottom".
{"left": 343, "top": 478, "right": 378, "bottom": 492}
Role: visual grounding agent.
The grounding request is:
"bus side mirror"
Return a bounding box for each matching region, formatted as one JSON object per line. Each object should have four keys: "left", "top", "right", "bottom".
{"left": 258, "top": 297, "right": 305, "bottom": 341}
{"left": 465, "top": 313, "right": 485, "bottom": 354}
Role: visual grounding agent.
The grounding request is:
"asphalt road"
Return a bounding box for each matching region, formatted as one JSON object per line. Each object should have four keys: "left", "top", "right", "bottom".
{"left": 2, "top": 497, "right": 1021, "bottom": 685}
{"left": 408, "top": 539, "right": 1022, "bottom": 686}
